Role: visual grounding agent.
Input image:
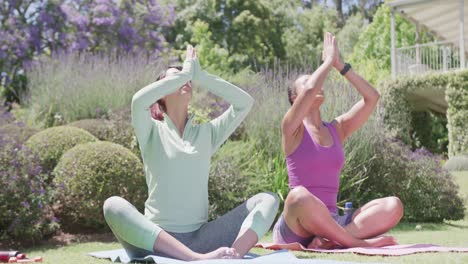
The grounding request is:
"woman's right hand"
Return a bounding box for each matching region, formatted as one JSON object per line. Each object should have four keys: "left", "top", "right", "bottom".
{"left": 198, "top": 247, "right": 240, "bottom": 260}
{"left": 321, "top": 32, "right": 337, "bottom": 65}
{"left": 185, "top": 44, "right": 197, "bottom": 61}
{"left": 182, "top": 44, "right": 198, "bottom": 75}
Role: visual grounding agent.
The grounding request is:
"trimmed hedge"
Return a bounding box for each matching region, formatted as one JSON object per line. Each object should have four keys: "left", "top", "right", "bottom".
{"left": 68, "top": 118, "right": 140, "bottom": 158}
{"left": 446, "top": 72, "right": 468, "bottom": 157}
{"left": 381, "top": 70, "right": 468, "bottom": 157}
{"left": 67, "top": 119, "right": 113, "bottom": 141}
{"left": 53, "top": 141, "right": 146, "bottom": 230}
{"left": 24, "top": 126, "right": 98, "bottom": 174}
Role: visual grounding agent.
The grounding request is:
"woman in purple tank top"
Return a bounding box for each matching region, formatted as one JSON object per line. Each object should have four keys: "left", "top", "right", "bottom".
{"left": 273, "top": 32, "right": 404, "bottom": 249}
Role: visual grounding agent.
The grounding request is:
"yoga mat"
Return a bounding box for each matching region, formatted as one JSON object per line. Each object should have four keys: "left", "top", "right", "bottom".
{"left": 256, "top": 242, "right": 468, "bottom": 256}
{"left": 89, "top": 248, "right": 370, "bottom": 263}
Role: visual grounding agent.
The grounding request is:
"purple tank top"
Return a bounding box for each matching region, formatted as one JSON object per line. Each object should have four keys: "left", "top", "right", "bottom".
{"left": 286, "top": 122, "right": 345, "bottom": 213}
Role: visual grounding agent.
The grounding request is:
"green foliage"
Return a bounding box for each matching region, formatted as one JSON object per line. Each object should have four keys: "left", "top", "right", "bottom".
{"left": 282, "top": 6, "right": 339, "bottom": 67}
{"left": 169, "top": 0, "right": 285, "bottom": 70}
{"left": 446, "top": 72, "right": 468, "bottom": 157}
{"left": 381, "top": 71, "right": 467, "bottom": 157}
{"left": 350, "top": 4, "right": 433, "bottom": 85}
{"left": 53, "top": 141, "right": 146, "bottom": 230}
{"left": 208, "top": 140, "right": 257, "bottom": 220}
{"left": 24, "top": 126, "right": 98, "bottom": 174}
{"left": 444, "top": 155, "right": 468, "bottom": 172}
{"left": 361, "top": 139, "right": 465, "bottom": 222}
{"left": 336, "top": 14, "right": 367, "bottom": 58}
{"left": 67, "top": 119, "right": 140, "bottom": 158}
{"left": 190, "top": 20, "right": 234, "bottom": 75}
{"left": 67, "top": 119, "right": 113, "bottom": 141}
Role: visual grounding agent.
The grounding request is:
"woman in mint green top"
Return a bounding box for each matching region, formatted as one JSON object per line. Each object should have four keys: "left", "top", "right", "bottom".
{"left": 103, "top": 45, "right": 279, "bottom": 260}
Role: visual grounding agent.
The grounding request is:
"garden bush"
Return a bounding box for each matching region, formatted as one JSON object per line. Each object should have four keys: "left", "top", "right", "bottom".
{"left": 381, "top": 70, "right": 468, "bottom": 157}
{"left": 444, "top": 155, "right": 468, "bottom": 172}
{"left": 67, "top": 119, "right": 139, "bottom": 157}
{"left": 0, "top": 118, "right": 58, "bottom": 245}
{"left": 356, "top": 136, "right": 465, "bottom": 222}
{"left": 53, "top": 141, "right": 146, "bottom": 230}
{"left": 24, "top": 126, "right": 97, "bottom": 175}
{"left": 67, "top": 119, "right": 113, "bottom": 141}
{"left": 208, "top": 140, "right": 258, "bottom": 220}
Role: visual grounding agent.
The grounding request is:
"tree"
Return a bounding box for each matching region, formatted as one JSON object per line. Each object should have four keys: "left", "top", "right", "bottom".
{"left": 0, "top": 0, "right": 174, "bottom": 105}
{"left": 281, "top": 5, "right": 338, "bottom": 68}
{"left": 168, "top": 0, "right": 286, "bottom": 71}
{"left": 350, "top": 4, "right": 433, "bottom": 85}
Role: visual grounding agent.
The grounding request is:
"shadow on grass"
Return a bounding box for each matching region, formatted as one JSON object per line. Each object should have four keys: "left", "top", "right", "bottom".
{"left": 16, "top": 232, "right": 118, "bottom": 253}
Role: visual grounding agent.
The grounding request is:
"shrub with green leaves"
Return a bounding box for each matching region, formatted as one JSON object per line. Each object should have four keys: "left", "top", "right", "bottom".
{"left": 67, "top": 119, "right": 139, "bottom": 158}
{"left": 208, "top": 140, "right": 257, "bottom": 220}
{"left": 381, "top": 70, "right": 468, "bottom": 157}
{"left": 53, "top": 141, "right": 146, "bottom": 230}
{"left": 24, "top": 126, "right": 97, "bottom": 174}
{"left": 446, "top": 72, "right": 468, "bottom": 157}
{"left": 361, "top": 138, "right": 465, "bottom": 222}
{"left": 67, "top": 119, "right": 113, "bottom": 141}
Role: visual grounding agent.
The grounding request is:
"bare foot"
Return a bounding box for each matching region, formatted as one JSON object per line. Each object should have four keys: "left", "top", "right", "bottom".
{"left": 364, "top": 235, "right": 397, "bottom": 248}
{"left": 308, "top": 236, "right": 340, "bottom": 249}
{"left": 198, "top": 247, "right": 240, "bottom": 260}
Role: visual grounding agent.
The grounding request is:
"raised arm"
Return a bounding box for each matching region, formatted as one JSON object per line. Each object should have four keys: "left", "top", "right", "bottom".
{"left": 131, "top": 46, "right": 196, "bottom": 148}
{"left": 192, "top": 59, "right": 254, "bottom": 154}
{"left": 333, "top": 60, "right": 380, "bottom": 142}
{"left": 282, "top": 32, "right": 336, "bottom": 137}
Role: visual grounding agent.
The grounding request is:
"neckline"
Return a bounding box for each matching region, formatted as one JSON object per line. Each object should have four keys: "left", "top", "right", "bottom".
{"left": 303, "top": 122, "right": 335, "bottom": 149}
{"left": 163, "top": 113, "right": 194, "bottom": 139}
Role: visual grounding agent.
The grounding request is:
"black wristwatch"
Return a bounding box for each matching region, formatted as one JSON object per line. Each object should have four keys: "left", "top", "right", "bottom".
{"left": 340, "top": 63, "right": 351, "bottom": 76}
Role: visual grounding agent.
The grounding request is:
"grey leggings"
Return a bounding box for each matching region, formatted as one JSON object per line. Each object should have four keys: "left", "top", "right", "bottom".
{"left": 103, "top": 192, "right": 279, "bottom": 259}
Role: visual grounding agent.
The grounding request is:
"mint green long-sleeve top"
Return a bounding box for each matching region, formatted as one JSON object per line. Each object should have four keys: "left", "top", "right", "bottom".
{"left": 131, "top": 58, "right": 254, "bottom": 234}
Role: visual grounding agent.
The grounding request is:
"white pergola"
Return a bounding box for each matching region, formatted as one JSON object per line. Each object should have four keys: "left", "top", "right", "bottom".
{"left": 388, "top": 0, "right": 467, "bottom": 77}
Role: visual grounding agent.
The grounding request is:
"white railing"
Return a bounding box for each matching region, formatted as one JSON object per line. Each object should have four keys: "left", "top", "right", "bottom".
{"left": 395, "top": 41, "right": 466, "bottom": 76}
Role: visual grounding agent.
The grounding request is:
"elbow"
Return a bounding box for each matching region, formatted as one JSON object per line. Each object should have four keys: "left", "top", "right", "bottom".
{"left": 281, "top": 119, "right": 294, "bottom": 138}
{"left": 373, "top": 90, "right": 381, "bottom": 103}
{"left": 365, "top": 89, "right": 380, "bottom": 105}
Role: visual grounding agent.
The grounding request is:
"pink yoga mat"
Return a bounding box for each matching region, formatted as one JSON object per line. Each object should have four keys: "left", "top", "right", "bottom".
{"left": 256, "top": 242, "right": 468, "bottom": 256}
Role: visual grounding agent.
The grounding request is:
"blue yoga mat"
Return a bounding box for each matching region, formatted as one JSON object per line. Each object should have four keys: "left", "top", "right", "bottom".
{"left": 88, "top": 248, "right": 373, "bottom": 263}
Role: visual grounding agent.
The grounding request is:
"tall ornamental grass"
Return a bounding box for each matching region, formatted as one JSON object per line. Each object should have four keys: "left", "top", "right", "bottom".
{"left": 23, "top": 51, "right": 167, "bottom": 127}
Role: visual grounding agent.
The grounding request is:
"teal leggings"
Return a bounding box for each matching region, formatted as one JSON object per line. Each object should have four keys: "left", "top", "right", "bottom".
{"left": 103, "top": 192, "right": 279, "bottom": 258}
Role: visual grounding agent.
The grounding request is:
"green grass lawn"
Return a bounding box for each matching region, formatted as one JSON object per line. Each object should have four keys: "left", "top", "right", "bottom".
{"left": 23, "top": 171, "right": 468, "bottom": 263}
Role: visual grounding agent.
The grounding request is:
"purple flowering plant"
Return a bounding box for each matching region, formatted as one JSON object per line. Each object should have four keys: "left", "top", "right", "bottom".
{"left": 0, "top": 114, "right": 59, "bottom": 246}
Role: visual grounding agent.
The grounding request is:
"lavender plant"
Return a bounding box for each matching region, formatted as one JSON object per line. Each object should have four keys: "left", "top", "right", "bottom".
{"left": 0, "top": 119, "right": 59, "bottom": 246}
{"left": 1, "top": 0, "right": 174, "bottom": 105}
{"left": 24, "top": 51, "right": 166, "bottom": 127}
